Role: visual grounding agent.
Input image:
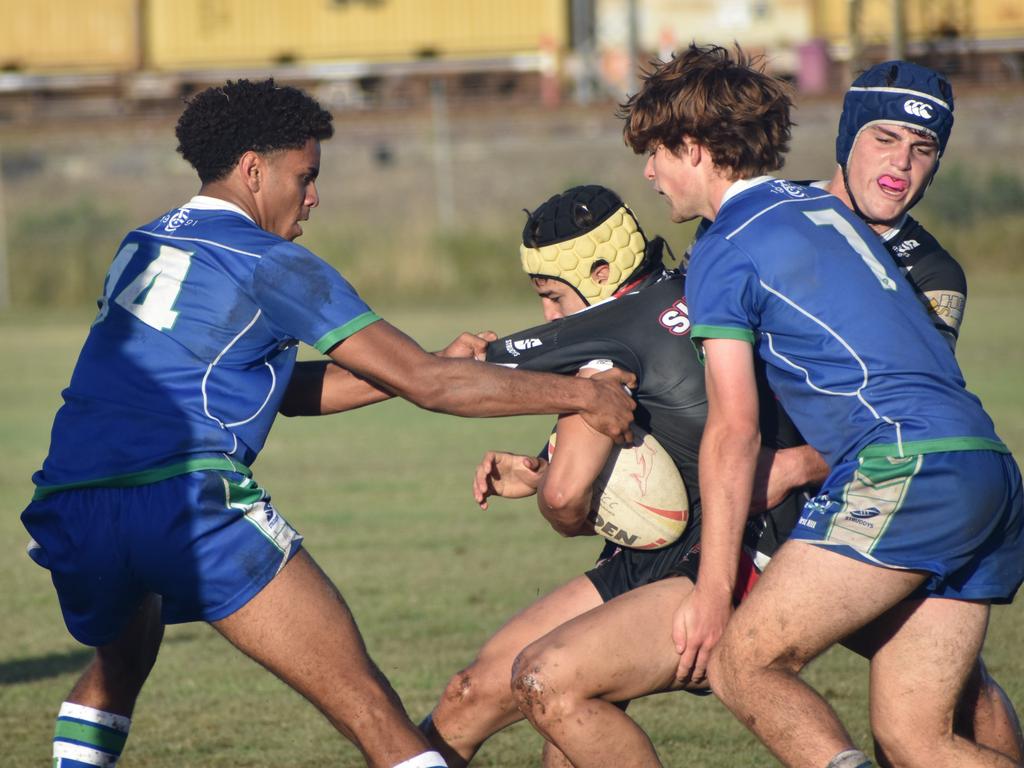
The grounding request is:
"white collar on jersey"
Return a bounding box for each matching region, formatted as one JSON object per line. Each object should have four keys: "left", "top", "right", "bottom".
{"left": 182, "top": 195, "right": 255, "bottom": 223}
{"left": 719, "top": 175, "right": 775, "bottom": 209}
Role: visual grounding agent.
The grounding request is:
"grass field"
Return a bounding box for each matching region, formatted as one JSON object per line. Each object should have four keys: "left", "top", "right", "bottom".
{"left": 1, "top": 278, "right": 1023, "bottom": 767}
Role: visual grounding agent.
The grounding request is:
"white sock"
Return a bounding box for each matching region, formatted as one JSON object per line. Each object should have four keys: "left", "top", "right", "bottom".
{"left": 53, "top": 702, "right": 131, "bottom": 767}
{"left": 392, "top": 750, "right": 448, "bottom": 768}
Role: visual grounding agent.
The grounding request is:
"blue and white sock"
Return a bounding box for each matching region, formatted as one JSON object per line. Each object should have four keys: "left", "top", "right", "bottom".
{"left": 392, "top": 750, "right": 448, "bottom": 768}
{"left": 53, "top": 702, "right": 130, "bottom": 767}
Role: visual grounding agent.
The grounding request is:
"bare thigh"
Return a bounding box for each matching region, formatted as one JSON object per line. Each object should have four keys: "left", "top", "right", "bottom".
{"left": 868, "top": 598, "right": 992, "bottom": 750}
{"left": 515, "top": 576, "right": 700, "bottom": 702}
{"left": 429, "top": 575, "right": 603, "bottom": 730}
{"left": 715, "top": 541, "right": 926, "bottom": 674}
{"left": 468, "top": 574, "right": 605, "bottom": 676}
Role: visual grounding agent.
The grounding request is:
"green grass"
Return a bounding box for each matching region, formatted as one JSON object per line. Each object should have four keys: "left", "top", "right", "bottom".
{"left": 2, "top": 289, "right": 1023, "bottom": 767}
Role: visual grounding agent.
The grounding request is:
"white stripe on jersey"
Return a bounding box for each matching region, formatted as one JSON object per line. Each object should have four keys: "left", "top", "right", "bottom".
{"left": 724, "top": 196, "right": 823, "bottom": 240}
{"left": 201, "top": 310, "right": 278, "bottom": 437}
{"left": 758, "top": 280, "right": 905, "bottom": 455}
{"left": 132, "top": 229, "right": 263, "bottom": 259}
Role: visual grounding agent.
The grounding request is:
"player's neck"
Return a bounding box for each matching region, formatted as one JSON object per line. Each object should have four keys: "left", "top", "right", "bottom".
{"left": 196, "top": 179, "right": 259, "bottom": 228}
{"left": 704, "top": 173, "right": 737, "bottom": 221}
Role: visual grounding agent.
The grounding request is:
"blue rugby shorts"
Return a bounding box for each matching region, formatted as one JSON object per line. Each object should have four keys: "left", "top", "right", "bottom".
{"left": 21, "top": 470, "right": 303, "bottom": 646}
{"left": 790, "top": 450, "right": 1024, "bottom": 603}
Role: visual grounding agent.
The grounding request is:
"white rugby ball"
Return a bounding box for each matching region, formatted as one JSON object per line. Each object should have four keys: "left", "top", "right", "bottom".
{"left": 547, "top": 426, "right": 688, "bottom": 550}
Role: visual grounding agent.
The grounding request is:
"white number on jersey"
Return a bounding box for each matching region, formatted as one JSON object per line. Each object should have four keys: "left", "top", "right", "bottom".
{"left": 96, "top": 244, "right": 192, "bottom": 330}
{"left": 804, "top": 209, "right": 899, "bottom": 292}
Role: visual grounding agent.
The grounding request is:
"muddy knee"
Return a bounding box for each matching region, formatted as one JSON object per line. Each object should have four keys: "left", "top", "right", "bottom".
{"left": 438, "top": 666, "right": 484, "bottom": 710}
{"left": 510, "top": 647, "right": 572, "bottom": 727}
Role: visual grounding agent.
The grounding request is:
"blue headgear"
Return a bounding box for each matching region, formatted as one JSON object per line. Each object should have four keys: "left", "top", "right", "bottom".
{"left": 836, "top": 61, "right": 954, "bottom": 169}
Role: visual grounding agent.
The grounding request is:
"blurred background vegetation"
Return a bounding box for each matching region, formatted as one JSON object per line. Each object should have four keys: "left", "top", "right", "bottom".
{"left": 0, "top": 0, "right": 1022, "bottom": 311}
{"left": 2, "top": 89, "right": 1022, "bottom": 310}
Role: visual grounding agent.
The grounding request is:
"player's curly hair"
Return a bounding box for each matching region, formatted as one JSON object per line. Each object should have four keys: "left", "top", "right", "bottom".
{"left": 620, "top": 44, "right": 794, "bottom": 178}
{"left": 176, "top": 79, "right": 334, "bottom": 183}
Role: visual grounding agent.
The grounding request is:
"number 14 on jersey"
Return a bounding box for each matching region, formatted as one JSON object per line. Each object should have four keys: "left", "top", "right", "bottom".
{"left": 95, "top": 243, "right": 192, "bottom": 331}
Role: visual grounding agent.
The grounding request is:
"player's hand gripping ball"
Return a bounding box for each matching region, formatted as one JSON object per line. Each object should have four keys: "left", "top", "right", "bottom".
{"left": 548, "top": 425, "right": 688, "bottom": 549}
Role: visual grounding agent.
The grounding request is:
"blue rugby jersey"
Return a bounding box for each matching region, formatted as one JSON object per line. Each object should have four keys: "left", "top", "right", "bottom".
{"left": 687, "top": 178, "right": 1004, "bottom": 467}
{"left": 34, "top": 196, "right": 379, "bottom": 495}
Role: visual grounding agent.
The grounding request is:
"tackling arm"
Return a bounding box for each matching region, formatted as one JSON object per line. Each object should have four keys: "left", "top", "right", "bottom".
{"left": 327, "top": 320, "right": 636, "bottom": 442}
{"left": 279, "top": 360, "right": 392, "bottom": 416}
{"left": 279, "top": 330, "right": 497, "bottom": 417}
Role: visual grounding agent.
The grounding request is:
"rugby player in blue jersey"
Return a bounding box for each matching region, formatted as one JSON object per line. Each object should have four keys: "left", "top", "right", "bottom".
{"left": 813, "top": 61, "right": 1021, "bottom": 763}
{"left": 21, "top": 79, "right": 637, "bottom": 768}
{"left": 622, "top": 45, "right": 1024, "bottom": 768}
{"left": 817, "top": 62, "right": 966, "bottom": 350}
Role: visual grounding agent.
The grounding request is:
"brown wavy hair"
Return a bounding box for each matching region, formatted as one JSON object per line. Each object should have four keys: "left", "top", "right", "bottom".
{"left": 620, "top": 44, "right": 794, "bottom": 178}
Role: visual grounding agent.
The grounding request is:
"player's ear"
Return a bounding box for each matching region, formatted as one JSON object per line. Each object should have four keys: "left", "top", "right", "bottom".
{"left": 238, "top": 151, "right": 262, "bottom": 193}
{"left": 686, "top": 139, "right": 702, "bottom": 166}
{"left": 591, "top": 261, "right": 611, "bottom": 285}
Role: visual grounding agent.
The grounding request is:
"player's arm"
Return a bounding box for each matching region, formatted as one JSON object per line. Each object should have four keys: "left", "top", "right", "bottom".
{"left": 327, "top": 320, "right": 636, "bottom": 442}
{"left": 280, "top": 360, "right": 391, "bottom": 416}
{"left": 674, "top": 337, "right": 760, "bottom": 682}
{"left": 280, "top": 331, "right": 497, "bottom": 417}
{"left": 536, "top": 413, "right": 611, "bottom": 537}
{"left": 750, "top": 444, "right": 830, "bottom": 514}
{"left": 902, "top": 242, "right": 967, "bottom": 351}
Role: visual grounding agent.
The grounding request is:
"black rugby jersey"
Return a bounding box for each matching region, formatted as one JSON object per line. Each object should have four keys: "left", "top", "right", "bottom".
{"left": 486, "top": 269, "right": 811, "bottom": 535}
{"left": 486, "top": 270, "right": 707, "bottom": 507}
{"left": 881, "top": 214, "right": 966, "bottom": 346}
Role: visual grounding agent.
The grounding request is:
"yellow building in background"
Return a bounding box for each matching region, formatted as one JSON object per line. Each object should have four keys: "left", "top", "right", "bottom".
{"left": 0, "top": 0, "right": 567, "bottom": 73}
{"left": 0, "top": 1, "right": 1021, "bottom": 91}
{"left": 815, "top": 0, "right": 1024, "bottom": 57}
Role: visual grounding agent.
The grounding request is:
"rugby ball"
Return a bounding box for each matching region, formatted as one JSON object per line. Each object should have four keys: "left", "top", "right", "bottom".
{"left": 548, "top": 426, "right": 688, "bottom": 550}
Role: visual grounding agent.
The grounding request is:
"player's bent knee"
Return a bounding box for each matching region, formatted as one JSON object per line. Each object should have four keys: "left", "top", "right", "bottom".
{"left": 708, "top": 632, "right": 808, "bottom": 702}
{"left": 510, "top": 649, "right": 574, "bottom": 727}
{"left": 439, "top": 665, "right": 500, "bottom": 712}
{"left": 871, "top": 707, "right": 949, "bottom": 765}
{"left": 706, "top": 632, "right": 753, "bottom": 691}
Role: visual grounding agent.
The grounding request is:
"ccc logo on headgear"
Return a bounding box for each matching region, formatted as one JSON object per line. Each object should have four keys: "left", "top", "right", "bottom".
{"left": 903, "top": 100, "right": 933, "bottom": 119}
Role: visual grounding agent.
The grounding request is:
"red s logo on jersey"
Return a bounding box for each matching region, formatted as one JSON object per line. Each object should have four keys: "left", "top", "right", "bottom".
{"left": 659, "top": 298, "right": 691, "bottom": 336}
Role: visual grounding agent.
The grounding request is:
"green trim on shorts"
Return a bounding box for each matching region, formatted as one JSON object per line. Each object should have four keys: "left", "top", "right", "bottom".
{"left": 858, "top": 437, "right": 1009, "bottom": 460}
{"left": 314, "top": 311, "right": 381, "bottom": 353}
{"left": 826, "top": 453, "right": 924, "bottom": 553}
{"left": 219, "top": 475, "right": 293, "bottom": 556}
{"left": 32, "top": 457, "right": 252, "bottom": 500}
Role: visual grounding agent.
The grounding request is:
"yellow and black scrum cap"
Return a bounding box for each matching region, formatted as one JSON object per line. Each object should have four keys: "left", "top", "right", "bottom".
{"left": 520, "top": 185, "right": 648, "bottom": 304}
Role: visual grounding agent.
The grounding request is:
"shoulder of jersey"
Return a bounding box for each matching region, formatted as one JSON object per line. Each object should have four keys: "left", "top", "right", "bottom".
{"left": 136, "top": 208, "right": 293, "bottom": 256}
{"left": 895, "top": 216, "right": 948, "bottom": 255}
{"left": 713, "top": 179, "right": 830, "bottom": 231}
